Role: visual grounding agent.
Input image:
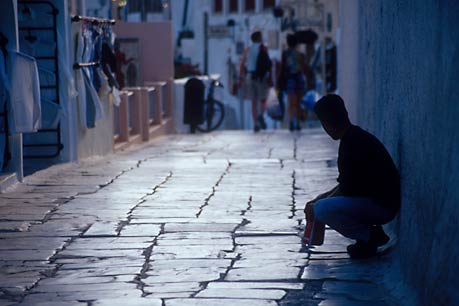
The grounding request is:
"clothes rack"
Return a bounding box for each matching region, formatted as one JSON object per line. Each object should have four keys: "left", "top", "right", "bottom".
{"left": 73, "top": 61, "right": 100, "bottom": 70}
{"left": 72, "top": 15, "right": 114, "bottom": 70}
{"left": 18, "top": 1, "right": 63, "bottom": 159}
{"left": 71, "top": 15, "right": 116, "bottom": 25}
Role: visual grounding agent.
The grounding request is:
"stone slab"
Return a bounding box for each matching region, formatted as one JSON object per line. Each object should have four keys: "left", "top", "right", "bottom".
{"left": 143, "top": 282, "right": 202, "bottom": 293}
{"left": 92, "top": 298, "right": 162, "bottom": 306}
{"left": 314, "top": 281, "right": 388, "bottom": 302}
{"left": 318, "top": 297, "right": 390, "bottom": 306}
{"left": 207, "top": 281, "right": 304, "bottom": 290}
{"left": 225, "top": 267, "right": 300, "bottom": 281}
{"left": 119, "top": 224, "right": 162, "bottom": 237}
{"left": 83, "top": 222, "right": 120, "bottom": 237}
{"left": 164, "top": 223, "right": 238, "bottom": 233}
{"left": 166, "top": 299, "right": 278, "bottom": 306}
{"left": 301, "top": 260, "right": 379, "bottom": 282}
{"left": 196, "top": 288, "right": 286, "bottom": 299}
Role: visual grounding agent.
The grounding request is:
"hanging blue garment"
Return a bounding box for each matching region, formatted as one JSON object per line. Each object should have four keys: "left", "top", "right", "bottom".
{"left": 82, "top": 67, "right": 103, "bottom": 128}
{"left": 75, "top": 29, "right": 87, "bottom": 128}
{"left": 74, "top": 24, "right": 105, "bottom": 129}
{"left": 91, "top": 29, "right": 102, "bottom": 92}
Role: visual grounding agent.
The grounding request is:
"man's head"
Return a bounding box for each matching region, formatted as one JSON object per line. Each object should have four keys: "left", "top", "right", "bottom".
{"left": 251, "top": 31, "right": 262, "bottom": 43}
{"left": 314, "top": 94, "right": 351, "bottom": 140}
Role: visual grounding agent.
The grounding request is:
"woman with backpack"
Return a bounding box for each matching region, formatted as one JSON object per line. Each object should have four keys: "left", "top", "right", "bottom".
{"left": 280, "top": 34, "right": 307, "bottom": 131}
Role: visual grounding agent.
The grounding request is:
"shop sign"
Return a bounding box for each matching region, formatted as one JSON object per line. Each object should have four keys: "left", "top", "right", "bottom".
{"left": 208, "top": 25, "right": 231, "bottom": 38}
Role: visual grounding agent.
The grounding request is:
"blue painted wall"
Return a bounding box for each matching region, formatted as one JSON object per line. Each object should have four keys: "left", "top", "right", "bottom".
{"left": 343, "top": 1, "right": 459, "bottom": 304}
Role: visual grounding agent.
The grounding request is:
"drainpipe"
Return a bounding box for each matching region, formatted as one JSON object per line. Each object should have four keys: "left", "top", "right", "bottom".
{"left": 204, "top": 12, "right": 208, "bottom": 75}
{"left": 182, "top": 0, "right": 189, "bottom": 28}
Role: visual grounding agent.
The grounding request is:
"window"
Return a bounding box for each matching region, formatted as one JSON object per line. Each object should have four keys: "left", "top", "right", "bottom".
{"left": 128, "top": 0, "right": 142, "bottom": 13}
{"left": 214, "top": 0, "right": 223, "bottom": 13}
{"left": 145, "top": 0, "right": 163, "bottom": 13}
{"left": 263, "top": 0, "right": 275, "bottom": 10}
{"left": 229, "top": 0, "right": 239, "bottom": 13}
{"left": 244, "top": 0, "right": 255, "bottom": 12}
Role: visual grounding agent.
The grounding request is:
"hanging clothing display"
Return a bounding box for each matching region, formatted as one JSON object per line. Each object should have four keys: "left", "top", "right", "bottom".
{"left": 74, "top": 27, "right": 87, "bottom": 128}
{"left": 73, "top": 18, "right": 117, "bottom": 129}
{"left": 6, "top": 50, "right": 41, "bottom": 134}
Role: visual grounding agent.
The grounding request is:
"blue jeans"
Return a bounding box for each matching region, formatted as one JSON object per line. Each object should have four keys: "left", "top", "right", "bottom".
{"left": 314, "top": 196, "right": 396, "bottom": 242}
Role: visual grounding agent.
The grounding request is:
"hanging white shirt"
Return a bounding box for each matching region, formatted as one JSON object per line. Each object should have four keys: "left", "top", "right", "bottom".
{"left": 7, "top": 50, "right": 41, "bottom": 133}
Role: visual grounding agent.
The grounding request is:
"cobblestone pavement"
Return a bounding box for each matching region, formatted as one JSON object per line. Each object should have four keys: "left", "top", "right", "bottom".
{"left": 0, "top": 129, "right": 399, "bottom": 306}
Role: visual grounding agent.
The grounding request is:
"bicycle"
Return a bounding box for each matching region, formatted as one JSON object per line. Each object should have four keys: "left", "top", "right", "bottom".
{"left": 196, "top": 78, "right": 225, "bottom": 133}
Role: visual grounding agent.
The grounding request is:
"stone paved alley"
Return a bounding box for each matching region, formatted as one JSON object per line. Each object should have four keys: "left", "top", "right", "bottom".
{"left": 0, "top": 129, "right": 399, "bottom": 306}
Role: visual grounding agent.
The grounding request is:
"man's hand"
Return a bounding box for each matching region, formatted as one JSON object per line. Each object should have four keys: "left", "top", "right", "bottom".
{"left": 304, "top": 200, "right": 316, "bottom": 220}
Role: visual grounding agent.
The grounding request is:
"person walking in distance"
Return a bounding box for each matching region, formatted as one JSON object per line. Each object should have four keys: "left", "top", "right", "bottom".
{"left": 280, "top": 34, "right": 307, "bottom": 131}
{"left": 304, "top": 94, "right": 400, "bottom": 259}
{"left": 239, "top": 31, "right": 272, "bottom": 132}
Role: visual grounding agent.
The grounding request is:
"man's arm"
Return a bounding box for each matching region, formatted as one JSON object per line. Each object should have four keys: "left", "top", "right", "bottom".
{"left": 304, "top": 184, "right": 341, "bottom": 216}
{"left": 315, "top": 184, "right": 341, "bottom": 201}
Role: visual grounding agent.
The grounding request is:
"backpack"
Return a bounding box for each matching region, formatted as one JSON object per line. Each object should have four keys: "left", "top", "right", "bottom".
{"left": 253, "top": 44, "right": 272, "bottom": 81}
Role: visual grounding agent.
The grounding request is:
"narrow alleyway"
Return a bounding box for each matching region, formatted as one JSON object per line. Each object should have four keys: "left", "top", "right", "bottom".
{"left": 0, "top": 129, "right": 397, "bottom": 306}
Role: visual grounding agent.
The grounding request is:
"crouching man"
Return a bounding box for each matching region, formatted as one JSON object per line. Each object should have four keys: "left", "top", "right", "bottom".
{"left": 304, "top": 94, "right": 400, "bottom": 259}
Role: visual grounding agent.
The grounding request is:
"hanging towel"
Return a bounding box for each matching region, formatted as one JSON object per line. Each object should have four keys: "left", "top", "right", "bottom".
{"left": 7, "top": 50, "right": 41, "bottom": 134}
{"left": 97, "top": 68, "right": 110, "bottom": 98}
{"left": 111, "top": 86, "right": 121, "bottom": 107}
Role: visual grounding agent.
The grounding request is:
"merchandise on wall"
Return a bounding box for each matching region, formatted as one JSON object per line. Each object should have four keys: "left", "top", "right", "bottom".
{"left": 72, "top": 15, "right": 118, "bottom": 130}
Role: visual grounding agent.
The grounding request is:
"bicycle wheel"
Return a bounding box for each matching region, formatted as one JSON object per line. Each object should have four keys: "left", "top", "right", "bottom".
{"left": 196, "top": 100, "right": 225, "bottom": 132}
